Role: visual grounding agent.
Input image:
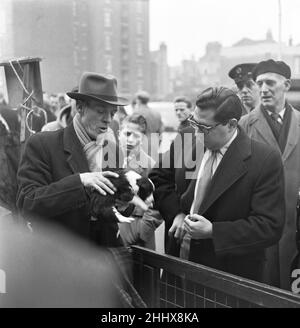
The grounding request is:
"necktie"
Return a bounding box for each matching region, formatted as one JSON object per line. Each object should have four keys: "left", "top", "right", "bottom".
{"left": 180, "top": 150, "right": 221, "bottom": 260}
{"left": 270, "top": 112, "right": 282, "bottom": 134}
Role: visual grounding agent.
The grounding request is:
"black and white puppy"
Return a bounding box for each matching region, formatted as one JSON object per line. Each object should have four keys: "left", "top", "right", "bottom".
{"left": 88, "top": 169, "right": 155, "bottom": 224}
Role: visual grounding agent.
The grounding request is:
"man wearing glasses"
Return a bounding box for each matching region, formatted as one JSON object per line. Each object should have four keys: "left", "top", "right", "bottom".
{"left": 228, "top": 63, "right": 259, "bottom": 114}
{"left": 150, "top": 87, "right": 285, "bottom": 282}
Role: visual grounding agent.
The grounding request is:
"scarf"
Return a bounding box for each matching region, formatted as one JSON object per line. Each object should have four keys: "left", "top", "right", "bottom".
{"left": 73, "top": 113, "right": 107, "bottom": 172}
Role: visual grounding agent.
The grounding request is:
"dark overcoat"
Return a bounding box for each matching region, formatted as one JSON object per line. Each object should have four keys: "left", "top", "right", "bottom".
{"left": 239, "top": 104, "right": 300, "bottom": 289}
{"left": 17, "top": 123, "right": 121, "bottom": 246}
{"left": 149, "top": 128, "right": 285, "bottom": 282}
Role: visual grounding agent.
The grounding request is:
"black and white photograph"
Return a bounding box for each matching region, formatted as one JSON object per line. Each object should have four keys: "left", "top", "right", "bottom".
{"left": 0, "top": 0, "right": 300, "bottom": 313}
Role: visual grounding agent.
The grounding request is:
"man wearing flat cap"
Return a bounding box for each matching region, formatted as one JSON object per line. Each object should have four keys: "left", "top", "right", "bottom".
{"left": 150, "top": 86, "right": 284, "bottom": 282}
{"left": 228, "top": 63, "right": 260, "bottom": 114}
{"left": 240, "top": 59, "right": 300, "bottom": 290}
{"left": 17, "top": 72, "right": 129, "bottom": 247}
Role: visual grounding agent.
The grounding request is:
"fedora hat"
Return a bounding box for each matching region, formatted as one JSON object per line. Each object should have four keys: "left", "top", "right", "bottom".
{"left": 67, "top": 72, "right": 129, "bottom": 106}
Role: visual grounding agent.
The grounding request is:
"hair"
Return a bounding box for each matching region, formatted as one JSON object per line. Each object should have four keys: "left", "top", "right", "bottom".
{"left": 173, "top": 96, "right": 192, "bottom": 109}
{"left": 135, "top": 91, "right": 150, "bottom": 105}
{"left": 122, "top": 114, "right": 147, "bottom": 135}
{"left": 76, "top": 99, "right": 87, "bottom": 112}
{"left": 195, "top": 87, "right": 243, "bottom": 123}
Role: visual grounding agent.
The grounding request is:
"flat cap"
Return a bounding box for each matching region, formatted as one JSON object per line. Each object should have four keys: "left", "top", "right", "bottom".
{"left": 252, "top": 59, "right": 291, "bottom": 80}
{"left": 228, "top": 63, "right": 256, "bottom": 83}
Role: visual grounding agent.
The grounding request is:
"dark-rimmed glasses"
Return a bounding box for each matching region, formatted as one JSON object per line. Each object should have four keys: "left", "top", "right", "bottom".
{"left": 187, "top": 115, "right": 223, "bottom": 134}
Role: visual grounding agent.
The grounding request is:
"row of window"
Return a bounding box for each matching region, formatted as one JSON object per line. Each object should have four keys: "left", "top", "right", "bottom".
{"left": 104, "top": 56, "right": 144, "bottom": 80}
{"left": 104, "top": 34, "right": 144, "bottom": 56}
{"left": 104, "top": 9, "right": 143, "bottom": 35}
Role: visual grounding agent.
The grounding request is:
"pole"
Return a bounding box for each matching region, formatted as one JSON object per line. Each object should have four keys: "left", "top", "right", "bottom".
{"left": 278, "top": 0, "right": 282, "bottom": 60}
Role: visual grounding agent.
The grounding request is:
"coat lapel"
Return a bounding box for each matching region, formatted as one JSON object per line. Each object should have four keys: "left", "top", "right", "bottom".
{"left": 282, "top": 107, "right": 300, "bottom": 163}
{"left": 199, "top": 129, "right": 250, "bottom": 215}
{"left": 63, "top": 123, "right": 90, "bottom": 174}
{"left": 249, "top": 107, "right": 281, "bottom": 152}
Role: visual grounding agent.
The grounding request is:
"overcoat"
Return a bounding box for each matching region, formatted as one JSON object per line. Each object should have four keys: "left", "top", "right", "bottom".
{"left": 239, "top": 104, "right": 300, "bottom": 289}
{"left": 149, "top": 128, "right": 285, "bottom": 282}
{"left": 17, "top": 123, "right": 121, "bottom": 246}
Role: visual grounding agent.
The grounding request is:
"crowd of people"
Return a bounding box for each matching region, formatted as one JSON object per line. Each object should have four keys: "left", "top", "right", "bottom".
{"left": 0, "top": 58, "right": 300, "bottom": 302}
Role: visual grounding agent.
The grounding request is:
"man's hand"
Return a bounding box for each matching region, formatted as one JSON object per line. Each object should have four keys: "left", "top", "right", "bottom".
{"left": 183, "top": 214, "right": 212, "bottom": 239}
{"left": 168, "top": 213, "right": 186, "bottom": 241}
{"left": 80, "top": 171, "right": 118, "bottom": 195}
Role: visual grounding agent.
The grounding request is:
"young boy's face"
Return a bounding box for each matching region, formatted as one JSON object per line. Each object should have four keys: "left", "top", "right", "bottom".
{"left": 119, "top": 122, "right": 144, "bottom": 154}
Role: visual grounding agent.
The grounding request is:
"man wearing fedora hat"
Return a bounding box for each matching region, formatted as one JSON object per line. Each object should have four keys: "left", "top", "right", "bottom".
{"left": 240, "top": 59, "right": 300, "bottom": 290}
{"left": 17, "top": 72, "right": 130, "bottom": 247}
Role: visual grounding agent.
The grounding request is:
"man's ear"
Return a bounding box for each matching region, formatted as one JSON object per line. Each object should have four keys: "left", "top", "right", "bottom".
{"left": 76, "top": 101, "right": 84, "bottom": 115}
{"left": 284, "top": 79, "right": 291, "bottom": 92}
{"left": 228, "top": 118, "right": 238, "bottom": 131}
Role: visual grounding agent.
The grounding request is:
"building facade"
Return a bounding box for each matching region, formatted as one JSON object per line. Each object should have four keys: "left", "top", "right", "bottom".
{"left": 0, "top": 0, "right": 150, "bottom": 96}
{"left": 150, "top": 42, "right": 170, "bottom": 100}
{"left": 199, "top": 31, "right": 300, "bottom": 87}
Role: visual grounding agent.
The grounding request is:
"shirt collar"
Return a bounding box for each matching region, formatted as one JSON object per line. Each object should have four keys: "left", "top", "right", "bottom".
{"left": 266, "top": 107, "right": 286, "bottom": 120}
{"left": 219, "top": 129, "right": 238, "bottom": 156}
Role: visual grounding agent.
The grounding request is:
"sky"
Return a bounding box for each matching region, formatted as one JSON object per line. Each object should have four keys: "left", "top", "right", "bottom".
{"left": 150, "top": 0, "right": 300, "bottom": 66}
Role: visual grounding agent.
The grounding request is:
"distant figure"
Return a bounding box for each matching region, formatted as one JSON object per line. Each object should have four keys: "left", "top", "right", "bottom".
{"left": 49, "top": 94, "right": 59, "bottom": 116}
{"left": 109, "top": 106, "right": 128, "bottom": 143}
{"left": 133, "top": 90, "right": 163, "bottom": 161}
{"left": 228, "top": 63, "right": 259, "bottom": 114}
{"left": 42, "top": 87, "right": 78, "bottom": 132}
{"left": 58, "top": 93, "right": 68, "bottom": 110}
{"left": 173, "top": 96, "right": 194, "bottom": 134}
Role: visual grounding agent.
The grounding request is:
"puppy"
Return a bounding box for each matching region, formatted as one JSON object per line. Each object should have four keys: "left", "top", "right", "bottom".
{"left": 88, "top": 169, "right": 154, "bottom": 224}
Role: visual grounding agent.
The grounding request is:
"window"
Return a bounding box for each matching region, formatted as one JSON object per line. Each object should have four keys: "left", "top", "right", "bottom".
{"left": 121, "top": 31, "right": 129, "bottom": 41}
{"left": 137, "top": 42, "right": 143, "bottom": 56}
{"left": 122, "top": 70, "right": 129, "bottom": 82}
{"left": 104, "top": 11, "right": 111, "bottom": 28}
{"left": 137, "top": 81, "right": 144, "bottom": 91}
{"left": 136, "top": 0, "right": 143, "bottom": 14}
{"left": 105, "top": 35, "right": 111, "bottom": 51}
{"left": 137, "top": 20, "right": 143, "bottom": 35}
{"left": 137, "top": 65, "right": 143, "bottom": 78}
{"left": 105, "top": 57, "right": 112, "bottom": 73}
{"left": 122, "top": 50, "right": 129, "bottom": 62}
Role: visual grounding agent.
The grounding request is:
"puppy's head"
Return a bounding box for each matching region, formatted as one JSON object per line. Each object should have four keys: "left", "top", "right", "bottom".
{"left": 136, "top": 176, "right": 154, "bottom": 201}
{"left": 106, "top": 169, "right": 134, "bottom": 202}
{"left": 125, "top": 170, "right": 154, "bottom": 211}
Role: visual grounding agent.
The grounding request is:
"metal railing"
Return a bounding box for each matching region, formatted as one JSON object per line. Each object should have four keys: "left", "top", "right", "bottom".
{"left": 132, "top": 246, "right": 300, "bottom": 308}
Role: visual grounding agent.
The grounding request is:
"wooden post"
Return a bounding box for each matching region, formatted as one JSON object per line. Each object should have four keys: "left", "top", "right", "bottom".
{"left": 0, "top": 57, "right": 43, "bottom": 147}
